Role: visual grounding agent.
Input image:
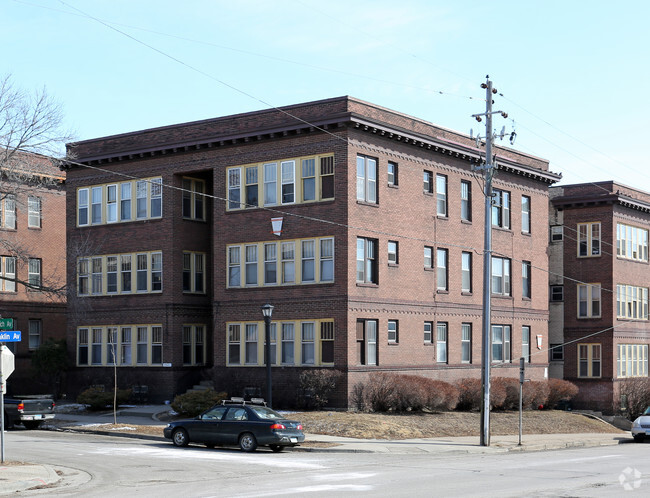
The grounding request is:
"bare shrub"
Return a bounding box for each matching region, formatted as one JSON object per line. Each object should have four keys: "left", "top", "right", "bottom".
{"left": 619, "top": 377, "right": 650, "bottom": 419}
{"left": 365, "top": 373, "right": 397, "bottom": 412}
{"left": 351, "top": 382, "right": 366, "bottom": 412}
{"left": 492, "top": 377, "right": 519, "bottom": 410}
{"left": 299, "top": 369, "right": 343, "bottom": 410}
{"left": 523, "top": 381, "right": 550, "bottom": 409}
{"left": 426, "top": 380, "right": 459, "bottom": 412}
{"left": 456, "top": 378, "right": 482, "bottom": 411}
{"left": 546, "top": 379, "right": 579, "bottom": 409}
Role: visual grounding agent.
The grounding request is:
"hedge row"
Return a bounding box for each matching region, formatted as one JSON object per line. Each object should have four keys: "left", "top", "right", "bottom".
{"left": 352, "top": 374, "right": 578, "bottom": 413}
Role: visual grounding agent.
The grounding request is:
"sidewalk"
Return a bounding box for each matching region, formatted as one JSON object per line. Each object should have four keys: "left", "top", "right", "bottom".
{"left": 0, "top": 404, "right": 632, "bottom": 495}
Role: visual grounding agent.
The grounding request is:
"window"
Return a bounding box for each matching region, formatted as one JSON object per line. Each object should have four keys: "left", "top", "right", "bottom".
{"left": 388, "top": 241, "right": 398, "bottom": 265}
{"left": 106, "top": 256, "right": 117, "bottom": 293}
{"left": 423, "top": 170, "right": 433, "bottom": 194}
{"left": 183, "top": 252, "right": 205, "bottom": 293}
{"left": 550, "top": 225, "right": 563, "bottom": 242}
{"left": 320, "top": 238, "right": 334, "bottom": 282}
{"left": 617, "top": 344, "right": 649, "bottom": 378}
{"left": 578, "top": 284, "right": 601, "bottom": 318}
{"left": 3, "top": 194, "right": 16, "bottom": 229}
{"left": 245, "top": 324, "right": 258, "bottom": 364}
{"left": 182, "top": 178, "right": 206, "bottom": 220}
{"left": 424, "top": 321, "right": 433, "bottom": 343}
{"left": 91, "top": 186, "right": 102, "bottom": 224}
{"left": 228, "top": 324, "right": 241, "bottom": 365}
{"left": 281, "top": 323, "right": 295, "bottom": 364}
{"left": 1, "top": 256, "right": 16, "bottom": 292}
{"left": 356, "top": 155, "right": 377, "bottom": 203}
{"left": 388, "top": 320, "right": 398, "bottom": 344}
{"left": 617, "top": 285, "right": 648, "bottom": 320}
{"left": 521, "top": 196, "right": 531, "bottom": 234}
{"left": 121, "top": 327, "right": 132, "bottom": 365}
{"left": 121, "top": 255, "right": 132, "bottom": 293}
{"left": 92, "top": 257, "right": 103, "bottom": 295}
{"left": 228, "top": 168, "right": 242, "bottom": 210}
{"left": 578, "top": 222, "right": 601, "bottom": 257}
{"left": 264, "top": 243, "right": 277, "bottom": 285}
{"left": 436, "top": 323, "right": 448, "bottom": 363}
{"left": 302, "top": 159, "right": 316, "bottom": 201}
{"left": 136, "top": 180, "right": 148, "bottom": 219}
{"left": 92, "top": 328, "right": 102, "bottom": 365}
{"left": 228, "top": 247, "right": 241, "bottom": 287}
{"left": 28, "top": 319, "right": 41, "bottom": 350}
{"left": 491, "top": 257, "right": 511, "bottom": 296}
{"left": 121, "top": 183, "right": 132, "bottom": 221}
{"left": 461, "top": 323, "right": 472, "bottom": 363}
{"left": 28, "top": 196, "right": 41, "bottom": 228}
{"left": 136, "top": 327, "right": 148, "bottom": 364}
{"left": 151, "top": 253, "right": 162, "bottom": 292}
{"left": 320, "top": 321, "right": 334, "bottom": 364}
{"left": 461, "top": 252, "right": 472, "bottom": 293}
{"left": 28, "top": 258, "right": 41, "bottom": 289}
{"left": 387, "top": 161, "right": 398, "bottom": 186}
{"left": 436, "top": 174, "right": 448, "bottom": 216}
{"left": 357, "top": 238, "right": 378, "bottom": 284}
{"left": 281, "top": 241, "right": 295, "bottom": 284}
{"left": 77, "top": 189, "right": 89, "bottom": 226}
{"left": 461, "top": 180, "right": 471, "bottom": 222}
{"left": 357, "top": 319, "right": 378, "bottom": 365}
{"left": 492, "top": 189, "right": 510, "bottom": 229}
{"left": 107, "top": 185, "right": 117, "bottom": 223}
{"left": 424, "top": 246, "right": 433, "bottom": 269}
{"left": 301, "top": 323, "right": 315, "bottom": 365}
{"left": 107, "top": 327, "right": 118, "bottom": 365}
{"left": 246, "top": 166, "right": 259, "bottom": 208}
{"left": 550, "top": 285, "right": 564, "bottom": 302}
{"left": 522, "top": 326, "right": 531, "bottom": 363}
{"left": 522, "top": 261, "right": 531, "bottom": 299}
{"left": 578, "top": 343, "right": 601, "bottom": 377}
{"left": 136, "top": 254, "right": 148, "bottom": 292}
{"left": 617, "top": 223, "right": 648, "bottom": 262}
{"left": 77, "top": 258, "right": 89, "bottom": 295}
{"left": 549, "top": 344, "right": 564, "bottom": 361}
{"left": 150, "top": 178, "right": 162, "bottom": 218}
{"left": 264, "top": 163, "right": 277, "bottom": 206}
{"left": 491, "top": 325, "right": 511, "bottom": 363}
{"left": 281, "top": 160, "right": 295, "bottom": 204}
{"left": 436, "top": 248, "right": 448, "bottom": 291}
{"left": 301, "top": 240, "right": 315, "bottom": 282}
{"left": 151, "top": 326, "right": 163, "bottom": 364}
{"left": 78, "top": 328, "right": 89, "bottom": 365}
{"left": 245, "top": 245, "right": 258, "bottom": 286}
{"left": 320, "top": 156, "right": 334, "bottom": 199}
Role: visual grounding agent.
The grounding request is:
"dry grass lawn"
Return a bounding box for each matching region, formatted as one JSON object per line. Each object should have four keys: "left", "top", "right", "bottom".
{"left": 56, "top": 410, "right": 623, "bottom": 440}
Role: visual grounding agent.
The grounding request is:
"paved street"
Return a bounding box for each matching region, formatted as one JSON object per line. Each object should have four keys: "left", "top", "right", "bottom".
{"left": 2, "top": 429, "right": 648, "bottom": 497}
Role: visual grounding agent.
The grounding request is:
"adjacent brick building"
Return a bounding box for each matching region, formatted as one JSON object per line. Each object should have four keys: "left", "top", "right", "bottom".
{"left": 0, "top": 151, "right": 67, "bottom": 394}
{"left": 550, "top": 182, "right": 650, "bottom": 412}
{"left": 64, "top": 96, "right": 560, "bottom": 406}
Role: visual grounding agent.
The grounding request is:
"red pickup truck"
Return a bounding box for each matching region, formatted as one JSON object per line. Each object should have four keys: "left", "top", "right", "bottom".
{"left": 2, "top": 395, "right": 55, "bottom": 429}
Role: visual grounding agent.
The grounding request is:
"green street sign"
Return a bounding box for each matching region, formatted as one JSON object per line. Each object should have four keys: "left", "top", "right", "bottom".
{"left": 0, "top": 318, "right": 14, "bottom": 330}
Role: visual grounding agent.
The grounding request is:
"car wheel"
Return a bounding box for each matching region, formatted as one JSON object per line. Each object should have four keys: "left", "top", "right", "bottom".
{"left": 269, "top": 444, "right": 284, "bottom": 453}
{"left": 23, "top": 421, "right": 41, "bottom": 430}
{"left": 172, "top": 428, "right": 190, "bottom": 447}
{"left": 239, "top": 432, "right": 258, "bottom": 452}
{"left": 633, "top": 434, "right": 645, "bottom": 443}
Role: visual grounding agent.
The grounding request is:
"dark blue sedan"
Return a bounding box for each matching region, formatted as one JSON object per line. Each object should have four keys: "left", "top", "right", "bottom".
{"left": 163, "top": 399, "right": 305, "bottom": 452}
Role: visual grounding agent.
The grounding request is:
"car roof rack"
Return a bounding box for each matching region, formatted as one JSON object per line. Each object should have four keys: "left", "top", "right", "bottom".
{"left": 221, "top": 397, "right": 267, "bottom": 406}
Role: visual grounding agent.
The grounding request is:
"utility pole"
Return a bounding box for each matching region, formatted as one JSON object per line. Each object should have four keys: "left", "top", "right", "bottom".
{"left": 472, "top": 76, "right": 509, "bottom": 447}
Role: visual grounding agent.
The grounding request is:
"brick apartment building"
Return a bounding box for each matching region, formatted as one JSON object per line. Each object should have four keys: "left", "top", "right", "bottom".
{"left": 63, "top": 96, "right": 560, "bottom": 407}
{"left": 0, "top": 151, "right": 67, "bottom": 394}
{"left": 550, "top": 182, "right": 650, "bottom": 412}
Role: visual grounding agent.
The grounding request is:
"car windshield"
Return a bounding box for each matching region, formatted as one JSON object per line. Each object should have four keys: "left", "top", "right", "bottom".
{"left": 249, "top": 406, "right": 285, "bottom": 420}
{"left": 643, "top": 406, "right": 650, "bottom": 416}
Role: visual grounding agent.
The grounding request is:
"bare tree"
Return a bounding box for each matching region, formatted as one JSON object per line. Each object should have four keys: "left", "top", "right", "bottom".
{"left": 0, "top": 74, "right": 74, "bottom": 297}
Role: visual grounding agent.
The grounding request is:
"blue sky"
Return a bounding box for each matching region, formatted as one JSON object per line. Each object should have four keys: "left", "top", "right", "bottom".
{"left": 4, "top": 0, "right": 649, "bottom": 189}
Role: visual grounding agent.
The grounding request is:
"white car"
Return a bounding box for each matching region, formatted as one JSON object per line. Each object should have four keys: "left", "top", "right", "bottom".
{"left": 631, "top": 407, "right": 650, "bottom": 442}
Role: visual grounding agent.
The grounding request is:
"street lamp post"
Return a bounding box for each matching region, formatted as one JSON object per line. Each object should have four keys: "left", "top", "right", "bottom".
{"left": 261, "top": 304, "right": 274, "bottom": 408}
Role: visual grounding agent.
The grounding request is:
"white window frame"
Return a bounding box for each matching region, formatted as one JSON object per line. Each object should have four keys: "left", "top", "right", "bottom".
{"left": 436, "top": 323, "right": 448, "bottom": 363}
{"left": 491, "top": 257, "right": 511, "bottom": 296}
{"left": 436, "top": 174, "right": 447, "bottom": 216}
{"left": 28, "top": 196, "right": 41, "bottom": 228}
{"left": 491, "top": 324, "right": 511, "bottom": 363}
{"left": 388, "top": 320, "right": 398, "bottom": 344}
{"left": 357, "top": 155, "right": 377, "bottom": 203}
{"left": 521, "top": 195, "right": 531, "bottom": 234}
{"left": 461, "top": 323, "right": 472, "bottom": 363}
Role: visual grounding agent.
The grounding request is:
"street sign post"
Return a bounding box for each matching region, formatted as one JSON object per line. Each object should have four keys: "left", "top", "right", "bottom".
{"left": 1, "top": 345, "right": 16, "bottom": 463}
{"left": 0, "top": 331, "right": 21, "bottom": 342}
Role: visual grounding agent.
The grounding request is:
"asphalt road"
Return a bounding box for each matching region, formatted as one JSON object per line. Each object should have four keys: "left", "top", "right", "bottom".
{"left": 4, "top": 430, "right": 648, "bottom": 497}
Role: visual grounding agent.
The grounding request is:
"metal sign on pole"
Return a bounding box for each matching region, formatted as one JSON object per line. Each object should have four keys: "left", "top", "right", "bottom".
{"left": 519, "top": 357, "right": 525, "bottom": 446}
{"left": 1, "top": 340, "right": 17, "bottom": 463}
